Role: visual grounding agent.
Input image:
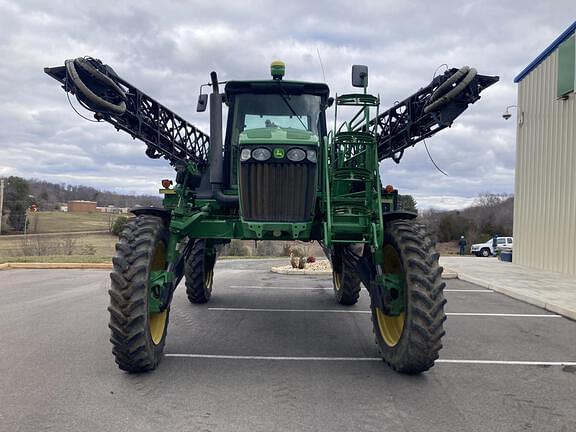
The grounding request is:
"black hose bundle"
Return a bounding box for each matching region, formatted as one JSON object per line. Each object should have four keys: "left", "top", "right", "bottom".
{"left": 423, "top": 66, "right": 477, "bottom": 113}
{"left": 64, "top": 57, "right": 127, "bottom": 115}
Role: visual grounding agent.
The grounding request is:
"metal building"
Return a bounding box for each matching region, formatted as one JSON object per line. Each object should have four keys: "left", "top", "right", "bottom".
{"left": 513, "top": 21, "right": 576, "bottom": 276}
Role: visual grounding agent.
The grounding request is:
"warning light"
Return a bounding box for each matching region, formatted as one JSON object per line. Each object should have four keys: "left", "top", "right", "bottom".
{"left": 384, "top": 184, "right": 394, "bottom": 193}
{"left": 161, "top": 179, "right": 173, "bottom": 189}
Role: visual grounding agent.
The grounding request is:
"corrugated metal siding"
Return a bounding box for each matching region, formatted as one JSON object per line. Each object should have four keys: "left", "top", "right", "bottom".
{"left": 514, "top": 49, "right": 576, "bottom": 275}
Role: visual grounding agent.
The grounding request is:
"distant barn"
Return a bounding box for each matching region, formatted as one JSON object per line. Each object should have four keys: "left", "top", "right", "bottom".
{"left": 67, "top": 200, "right": 97, "bottom": 213}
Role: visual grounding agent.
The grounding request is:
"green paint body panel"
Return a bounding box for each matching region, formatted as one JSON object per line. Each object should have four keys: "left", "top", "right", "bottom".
{"left": 239, "top": 128, "right": 319, "bottom": 146}
{"left": 150, "top": 76, "right": 397, "bottom": 313}
{"left": 148, "top": 270, "right": 173, "bottom": 313}
{"left": 159, "top": 78, "right": 388, "bottom": 248}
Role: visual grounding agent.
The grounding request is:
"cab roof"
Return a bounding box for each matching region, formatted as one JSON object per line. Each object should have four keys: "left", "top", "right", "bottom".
{"left": 225, "top": 80, "right": 330, "bottom": 97}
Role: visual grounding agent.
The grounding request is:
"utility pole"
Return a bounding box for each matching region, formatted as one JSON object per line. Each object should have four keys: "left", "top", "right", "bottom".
{"left": 0, "top": 178, "right": 4, "bottom": 235}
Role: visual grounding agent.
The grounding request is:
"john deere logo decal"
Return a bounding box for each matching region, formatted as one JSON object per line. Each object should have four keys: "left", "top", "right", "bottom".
{"left": 273, "top": 148, "right": 285, "bottom": 158}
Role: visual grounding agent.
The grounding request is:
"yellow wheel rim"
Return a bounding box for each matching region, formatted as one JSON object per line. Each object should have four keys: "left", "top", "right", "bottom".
{"left": 375, "top": 245, "right": 405, "bottom": 347}
{"left": 334, "top": 271, "right": 342, "bottom": 290}
{"left": 204, "top": 268, "right": 214, "bottom": 290}
{"left": 149, "top": 310, "right": 167, "bottom": 345}
{"left": 148, "top": 242, "right": 168, "bottom": 345}
{"left": 376, "top": 309, "right": 405, "bottom": 347}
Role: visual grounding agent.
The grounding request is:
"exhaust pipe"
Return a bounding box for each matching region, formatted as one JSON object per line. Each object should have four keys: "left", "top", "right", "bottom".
{"left": 209, "top": 71, "right": 238, "bottom": 205}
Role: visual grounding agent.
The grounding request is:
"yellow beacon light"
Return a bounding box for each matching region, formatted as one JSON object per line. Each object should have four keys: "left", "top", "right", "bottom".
{"left": 271, "top": 60, "right": 285, "bottom": 80}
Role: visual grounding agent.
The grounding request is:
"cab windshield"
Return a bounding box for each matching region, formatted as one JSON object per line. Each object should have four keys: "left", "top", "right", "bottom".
{"left": 227, "top": 92, "right": 323, "bottom": 186}
{"left": 233, "top": 93, "right": 322, "bottom": 135}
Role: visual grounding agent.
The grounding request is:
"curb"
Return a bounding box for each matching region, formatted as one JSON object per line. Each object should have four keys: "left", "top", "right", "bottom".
{"left": 0, "top": 263, "right": 112, "bottom": 270}
{"left": 447, "top": 268, "right": 576, "bottom": 321}
{"left": 441, "top": 269, "right": 458, "bottom": 279}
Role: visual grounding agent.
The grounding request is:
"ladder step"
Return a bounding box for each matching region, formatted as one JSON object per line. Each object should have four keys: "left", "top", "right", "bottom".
{"left": 334, "top": 131, "right": 375, "bottom": 144}
{"left": 332, "top": 196, "right": 368, "bottom": 207}
{"left": 333, "top": 167, "right": 371, "bottom": 176}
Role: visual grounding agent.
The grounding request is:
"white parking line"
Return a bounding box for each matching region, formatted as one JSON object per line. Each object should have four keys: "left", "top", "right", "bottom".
{"left": 444, "top": 289, "right": 493, "bottom": 293}
{"left": 229, "top": 286, "right": 332, "bottom": 290}
{"left": 210, "top": 307, "right": 369, "bottom": 314}
{"left": 165, "top": 353, "right": 576, "bottom": 366}
{"left": 229, "top": 286, "right": 493, "bottom": 293}
{"left": 208, "top": 307, "right": 561, "bottom": 318}
{"left": 166, "top": 354, "right": 379, "bottom": 361}
{"left": 447, "top": 313, "right": 561, "bottom": 317}
{"left": 436, "top": 360, "right": 576, "bottom": 366}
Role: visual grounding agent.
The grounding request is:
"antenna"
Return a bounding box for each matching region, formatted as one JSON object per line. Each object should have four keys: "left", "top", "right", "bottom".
{"left": 316, "top": 48, "right": 326, "bottom": 82}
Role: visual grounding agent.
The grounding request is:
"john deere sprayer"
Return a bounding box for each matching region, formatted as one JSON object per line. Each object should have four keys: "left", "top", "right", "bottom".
{"left": 45, "top": 58, "right": 497, "bottom": 374}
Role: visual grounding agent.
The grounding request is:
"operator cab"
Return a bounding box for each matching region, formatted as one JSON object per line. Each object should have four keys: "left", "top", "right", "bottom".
{"left": 221, "top": 62, "right": 330, "bottom": 222}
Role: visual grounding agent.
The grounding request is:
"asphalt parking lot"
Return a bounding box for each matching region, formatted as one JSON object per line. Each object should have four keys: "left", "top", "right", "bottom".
{"left": 1, "top": 259, "right": 575, "bottom": 432}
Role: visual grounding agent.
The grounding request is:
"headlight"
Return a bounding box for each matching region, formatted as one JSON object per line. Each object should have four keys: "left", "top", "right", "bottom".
{"left": 252, "top": 148, "right": 272, "bottom": 161}
{"left": 286, "top": 148, "right": 306, "bottom": 162}
{"left": 240, "top": 148, "right": 252, "bottom": 162}
{"left": 306, "top": 149, "right": 317, "bottom": 163}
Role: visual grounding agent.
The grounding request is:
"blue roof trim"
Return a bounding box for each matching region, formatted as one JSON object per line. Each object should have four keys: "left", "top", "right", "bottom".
{"left": 514, "top": 21, "right": 576, "bottom": 83}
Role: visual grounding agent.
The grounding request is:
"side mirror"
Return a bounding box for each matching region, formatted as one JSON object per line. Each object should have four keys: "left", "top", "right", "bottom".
{"left": 196, "top": 94, "right": 208, "bottom": 112}
{"left": 352, "top": 65, "right": 368, "bottom": 88}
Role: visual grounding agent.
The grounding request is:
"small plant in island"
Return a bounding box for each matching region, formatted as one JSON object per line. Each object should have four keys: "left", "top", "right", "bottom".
{"left": 289, "top": 247, "right": 305, "bottom": 269}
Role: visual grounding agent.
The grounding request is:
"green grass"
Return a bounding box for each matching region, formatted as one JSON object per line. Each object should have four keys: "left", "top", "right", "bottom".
{"left": 0, "top": 255, "right": 113, "bottom": 263}
{"left": 0, "top": 231, "right": 288, "bottom": 264}
{"left": 26, "top": 211, "right": 120, "bottom": 233}
{"left": 0, "top": 232, "right": 117, "bottom": 264}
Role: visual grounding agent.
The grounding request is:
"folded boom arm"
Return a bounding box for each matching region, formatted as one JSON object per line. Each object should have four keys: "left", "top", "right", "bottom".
{"left": 370, "top": 67, "right": 499, "bottom": 163}
{"left": 44, "top": 57, "right": 210, "bottom": 169}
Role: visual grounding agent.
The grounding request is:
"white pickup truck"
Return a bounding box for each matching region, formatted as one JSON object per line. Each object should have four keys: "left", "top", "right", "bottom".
{"left": 470, "top": 236, "right": 513, "bottom": 257}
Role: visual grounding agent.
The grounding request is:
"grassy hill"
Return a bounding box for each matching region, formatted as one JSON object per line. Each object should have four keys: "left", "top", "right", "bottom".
{"left": 0, "top": 232, "right": 117, "bottom": 263}
{"left": 0, "top": 211, "right": 122, "bottom": 263}
{"left": 26, "top": 211, "right": 118, "bottom": 233}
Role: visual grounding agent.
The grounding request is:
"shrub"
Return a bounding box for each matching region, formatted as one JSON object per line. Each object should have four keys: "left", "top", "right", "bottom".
{"left": 307, "top": 256, "right": 316, "bottom": 263}
{"left": 111, "top": 216, "right": 128, "bottom": 236}
{"left": 290, "top": 254, "right": 299, "bottom": 268}
{"left": 289, "top": 247, "right": 305, "bottom": 258}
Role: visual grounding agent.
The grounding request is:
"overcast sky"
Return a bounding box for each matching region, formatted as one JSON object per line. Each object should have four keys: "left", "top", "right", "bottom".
{"left": 0, "top": 0, "right": 574, "bottom": 209}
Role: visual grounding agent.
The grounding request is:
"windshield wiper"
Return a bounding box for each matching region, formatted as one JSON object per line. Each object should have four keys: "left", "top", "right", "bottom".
{"left": 277, "top": 83, "right": 308, "bottom": 131}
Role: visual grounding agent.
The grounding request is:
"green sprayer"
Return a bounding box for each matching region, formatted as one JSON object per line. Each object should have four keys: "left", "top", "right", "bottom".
{"left": 45, "top": 57, "right": 497, "bottom": 373}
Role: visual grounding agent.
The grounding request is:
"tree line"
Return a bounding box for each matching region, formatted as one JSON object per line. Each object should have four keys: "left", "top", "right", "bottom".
{"left": 1, "top": 176, "right": 512, "bottom": 244}
{"left": 420, "top": 193, "right": 514, "bottom": 244}
{"left": 1, "top": 176, "right": 161, "bottom": 233}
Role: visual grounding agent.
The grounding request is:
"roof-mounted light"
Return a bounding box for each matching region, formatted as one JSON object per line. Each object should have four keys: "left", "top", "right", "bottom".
{"left": 271, "top": 60, "right": 285, "bottom": 80}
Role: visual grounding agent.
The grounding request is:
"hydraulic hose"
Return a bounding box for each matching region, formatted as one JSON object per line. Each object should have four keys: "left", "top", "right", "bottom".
{"left": 74, "top": 58, "right": 127, "bottom": 102}
{"left": 65, "top": 58, "right": 127, "bottom": 115}
{"left": 424, "top": 66, "right": 477, "bottom": 113}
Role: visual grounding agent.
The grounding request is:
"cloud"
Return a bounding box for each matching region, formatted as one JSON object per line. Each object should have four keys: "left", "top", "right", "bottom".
{"left": 0, "top": 0, "right": 574, "bottom": 208}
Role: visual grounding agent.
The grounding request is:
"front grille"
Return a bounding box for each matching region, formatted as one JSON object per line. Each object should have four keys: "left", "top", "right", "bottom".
{"left": 240, "top": 162, "right": 316, "bottom": 221}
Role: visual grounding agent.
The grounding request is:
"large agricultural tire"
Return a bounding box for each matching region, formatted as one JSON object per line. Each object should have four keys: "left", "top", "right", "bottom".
{"left": 331, "top": 245, "right": 362, "bottom": 306}
{"left": 184, "top": 239, "right": 216, "bottom": 304}
{"left": 371, "top": 219, "right": 446, "bottom": 374}
{"left": 108, "top": 215, "right": 170, "bottom": 372}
